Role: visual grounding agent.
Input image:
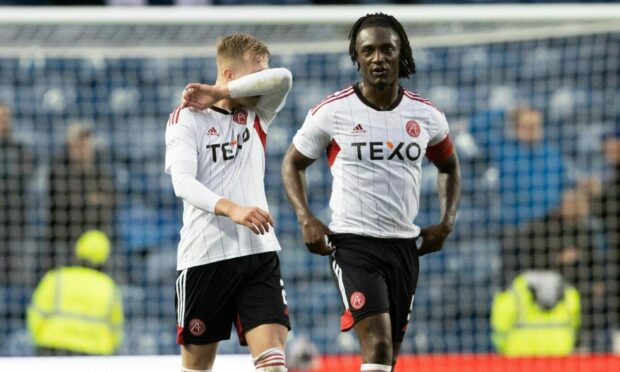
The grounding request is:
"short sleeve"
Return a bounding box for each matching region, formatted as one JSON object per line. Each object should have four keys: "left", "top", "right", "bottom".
{"left": 165, "top": 108, "right": 199, "bottom": 174}
{"left": 292, "top": 109, "right": 333, "bottom": 160}
{"left": 428, "top": 108, "right": 450, "bottom": 146}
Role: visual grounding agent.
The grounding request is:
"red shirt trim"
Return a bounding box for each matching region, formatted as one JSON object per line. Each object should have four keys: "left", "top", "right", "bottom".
{"left": 168, "top": 106, "right": 183, "bottom": 126}
{"left": 311, "top": 86, "right": 355, "bottom": 116}
{"left": 326, "top": 139, "right": 341, "bottom": 168}
{"left": 403, "top": 90, "right": 443, "bottom": 114}
{"left": 254, "top": 115, "right": 267, "bottom": 151}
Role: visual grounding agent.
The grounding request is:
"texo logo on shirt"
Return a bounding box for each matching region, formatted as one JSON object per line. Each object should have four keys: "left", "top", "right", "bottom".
{"left": 205, "top": 128, "right": 251, "bottom": 161}
{"left": 351, "top": 141, "right": 421, "bottom": 161}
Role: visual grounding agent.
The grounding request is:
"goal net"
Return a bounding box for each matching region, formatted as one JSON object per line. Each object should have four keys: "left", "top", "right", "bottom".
{"left": 0, "top": 4, "right": 619, "bottom": 370}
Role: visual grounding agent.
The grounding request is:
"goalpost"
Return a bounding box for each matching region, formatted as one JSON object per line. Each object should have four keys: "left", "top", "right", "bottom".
{"left": 0, "top": 4, "right": 619, "bottom": 371}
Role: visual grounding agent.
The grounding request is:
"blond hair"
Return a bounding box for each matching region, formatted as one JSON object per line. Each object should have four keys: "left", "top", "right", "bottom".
{"left": 216, "top": 33, "right": 270, "bottom": 67}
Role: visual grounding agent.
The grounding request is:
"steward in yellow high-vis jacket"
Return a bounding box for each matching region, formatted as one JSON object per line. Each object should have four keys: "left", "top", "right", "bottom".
{"left": 491, "top": 270, "right": 580, "bottom": 356}
{"left": 27, "top": 230, "right": 123, "bottom": 355}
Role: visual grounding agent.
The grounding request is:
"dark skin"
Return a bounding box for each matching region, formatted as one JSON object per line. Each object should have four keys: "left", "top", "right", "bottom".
{"left": 356, "top": 27, "right": 401, "bottom": 108}
{"left": 282, "top": 26, "right": 461, "bottom": 368}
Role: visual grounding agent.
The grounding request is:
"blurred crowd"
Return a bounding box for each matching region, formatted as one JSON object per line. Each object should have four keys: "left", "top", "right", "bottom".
{"left": 0, "top": 26, "right": 618, "bottom": 356}
{"left": 1, "top": 104, "right": 116, "bottom": 283}
{"left": 468, "top": 106, "right": 620, "bottom": 351}
{"left": 2, "top": 99, "right": 619, "bottom": 355}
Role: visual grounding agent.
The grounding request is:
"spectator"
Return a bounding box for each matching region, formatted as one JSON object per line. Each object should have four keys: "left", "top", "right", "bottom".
{"left": 491, "top": 270, "right": 580, "bottom": 356}
{"left": 470, "top": 106, "right": 568, "bottom": 227}
{"left": 597, "top": 128, "right": 620, "bottom": 271}
{"left": 588, "top": 126, "right": 620, "bottom": 347}
{"left": 0, "top": 102, "right": 33, "bottom": 284}
{"left": 502, "top": 187, "right": 605, "bottom": 350}
{"left": 27, "top": 230, "right": 123, "bottom": 356}
{"left": 48, "top": 122, "right": 116, "bottom": 269}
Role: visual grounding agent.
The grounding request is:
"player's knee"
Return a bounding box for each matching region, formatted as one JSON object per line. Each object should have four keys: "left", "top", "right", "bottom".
{"left": 366, "top": 336, "right": 392, "bottom": 364}
{"left": 254, "top": 347, "right": 286, "bottom": 372}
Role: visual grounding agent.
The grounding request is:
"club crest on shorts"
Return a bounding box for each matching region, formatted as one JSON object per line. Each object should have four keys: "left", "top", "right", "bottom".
{"left": 233, "top": 109, "right": 248, "bottom": 125}
{"left": 189, "top": 318, "right": 206, "bottom": 336}
{"left": 350, "top": 291, "right": 366, "bottom": 310}
{"left": 406, "top": 120, "right": 421, "bottom": 137}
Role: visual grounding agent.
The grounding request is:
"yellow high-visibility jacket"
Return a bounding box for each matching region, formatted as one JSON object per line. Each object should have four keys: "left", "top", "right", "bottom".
{"left": 491, "top": 273, "right": 580, "bottom": 356}
{"left": 27, "top": 266, "right": 123, "bottom": 355}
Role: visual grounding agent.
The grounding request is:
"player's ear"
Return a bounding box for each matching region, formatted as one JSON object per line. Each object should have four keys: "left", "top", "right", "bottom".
{"left": 222, "top": 68, "right": 235, "bottom": 82}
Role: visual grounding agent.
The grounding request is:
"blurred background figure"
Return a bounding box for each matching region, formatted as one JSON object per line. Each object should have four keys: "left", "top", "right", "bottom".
{"left": 501, "top": 187, "right": 606, "bottom": 350}
{"left": 286, "top": 334, "right": 320, "bottom": 372}
{"left": 491, "top": 270, "right": 580, "bottom": 356}
{"left": 47, "top": 122, "right": 116, "bottom": 271}
{"left": 588, "top": 126, "right": 620, "bottom": 351}
{"left": 0, "top": 102, "right": 33, "bottom": 285}
{"left": 470, "top": 106, "right": 568, "bottom": 227}
{"left": 27, "top": 230, "right": 123, "bottom": 356}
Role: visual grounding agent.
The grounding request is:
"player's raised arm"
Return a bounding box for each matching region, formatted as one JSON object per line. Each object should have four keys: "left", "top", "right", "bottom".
{"left": 418, "top": 134, "right": 461, "bottom": 256}
{"left": 182, "top": 67, "right": 292, "bottom": 123}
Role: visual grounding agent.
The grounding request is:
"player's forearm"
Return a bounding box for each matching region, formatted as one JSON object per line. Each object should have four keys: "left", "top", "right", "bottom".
{"left": 228, "top": 68, "right": 292, "bottom": 99}
{"left": 170, "top": 162, "right": 223, "bottom": 213}
{"left": 213, "top": 198, "right": 242, "bottom": 218}
{"left": 437, "top": 153, "right": 461, "bottom": 230}
{"left": 282, "top": 153, "right": 313, "bottom": 223}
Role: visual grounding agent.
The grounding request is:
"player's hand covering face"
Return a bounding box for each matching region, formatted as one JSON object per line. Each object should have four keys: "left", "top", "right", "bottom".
{"left": 355, "top": 26, "right": 401, "bottom": 89}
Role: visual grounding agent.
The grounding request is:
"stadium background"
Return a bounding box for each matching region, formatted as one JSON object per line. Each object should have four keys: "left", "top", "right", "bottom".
{"left": 0, "top": 2, "right": 619, "bottom": 371}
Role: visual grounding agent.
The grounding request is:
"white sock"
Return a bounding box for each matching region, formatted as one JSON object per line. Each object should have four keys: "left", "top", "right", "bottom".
{"left": 254, "top": 347, "right": 286, "bottom": 371}
{"left": 361, "top": 364, "right": 392, "bottom": 372}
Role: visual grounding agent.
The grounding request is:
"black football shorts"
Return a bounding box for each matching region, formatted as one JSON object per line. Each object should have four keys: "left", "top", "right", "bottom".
{"left": 329, "top": 233, "right": 419, "bottom": 342}
{"left": 175, "top": 252, "right": 290, "bottom": 346}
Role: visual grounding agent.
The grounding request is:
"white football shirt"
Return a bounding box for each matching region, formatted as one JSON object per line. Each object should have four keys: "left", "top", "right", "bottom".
{"left": 165, "top": 89, "right": 287, "bottom": 270}
{"left": 293, "top": 84, "right": 450, "bottom": 239}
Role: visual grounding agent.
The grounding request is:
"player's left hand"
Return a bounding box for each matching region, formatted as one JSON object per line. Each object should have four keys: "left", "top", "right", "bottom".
{"left": 417, "top": 223, "right": 453, "bottom": 256}
{"left": 181, "top": 83, "right": 226, "bottom": 110}
{"left": 300, "top": 215, "right": 335, "bottom": 256}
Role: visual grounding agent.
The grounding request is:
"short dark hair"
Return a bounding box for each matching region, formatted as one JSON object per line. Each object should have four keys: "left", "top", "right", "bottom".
{"left": 348, "top": 13, "right": 416, "bottom": 79}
